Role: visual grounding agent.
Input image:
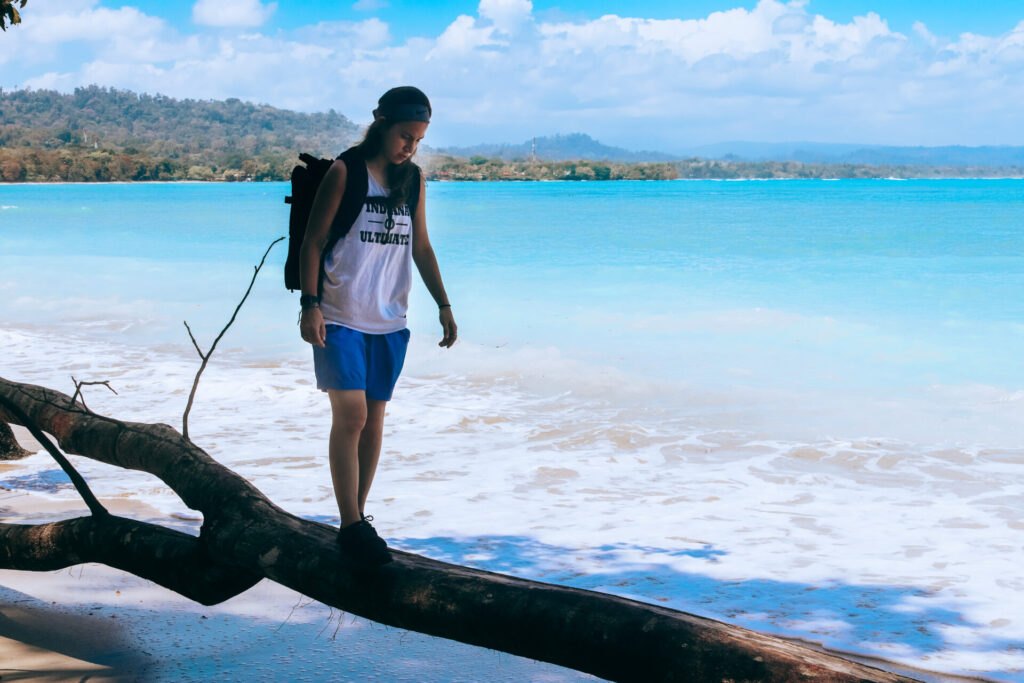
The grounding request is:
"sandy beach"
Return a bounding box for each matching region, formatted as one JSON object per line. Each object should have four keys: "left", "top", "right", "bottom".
{"left": 0, "top": 424, "right": 994, "bottom": 683}
{"left": 0, "top": 563, "right": 596, "bottom": 682}
{"left": 0, "top": 499, "right": 995, "bottom": 683}
{"left": 0, "top": 441, "right": 600, "bottom": 683}
{"left": 0, "top": 428, "right": 597, "bottom": 682}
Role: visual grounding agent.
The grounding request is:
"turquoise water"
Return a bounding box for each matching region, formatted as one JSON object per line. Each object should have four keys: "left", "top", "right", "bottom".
{"left": 4, "top": 178, "right": 1023, "bottom": 400}
{"left": 3, "top": 180, "right": 1024, "bottom": 679}
{"left": 431, "top": 179, "right": 1024, "bottom": 385}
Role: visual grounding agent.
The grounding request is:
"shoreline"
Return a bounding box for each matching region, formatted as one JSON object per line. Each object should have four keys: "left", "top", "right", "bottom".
{"left": 0, "top": 491, "right": 990, "bottom": 683}
{"left": 4, "top": 176, "right": 1024, "bottom": 186}
{"left": 6, "top": 174, "right": 1024, "bottom": 187}
{"left": 0, "top": 426, "right": 1001, "bottom": 683}
{"left": 0, "top": 486, "right": 601, "bottom": 683}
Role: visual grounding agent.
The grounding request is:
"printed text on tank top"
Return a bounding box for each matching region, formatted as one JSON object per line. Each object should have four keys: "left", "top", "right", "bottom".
{"left": 317, "top": 167, "right": 414, "bottom": 334}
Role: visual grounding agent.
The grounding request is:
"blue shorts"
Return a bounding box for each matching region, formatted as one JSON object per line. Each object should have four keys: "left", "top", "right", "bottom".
{"left": 313, "top": 325, "right": 410, "bottom": 401}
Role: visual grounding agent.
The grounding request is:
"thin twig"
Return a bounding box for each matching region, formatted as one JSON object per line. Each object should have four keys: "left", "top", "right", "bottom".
{"left": 317, "top": 607, "right": 336, "bottom": 639}
{"left": 182, "top": 237, "right": 284, "bottom": 441}
{"left": 69, "top": 376, "right": 118, "bottom": 413}
{"left": 275, "top": 595, "right": 305, "bottom": 633}
{"left": 184, "top": 321, "right": 204, "bottom": 358}
{"left": 331, "top": 611, "right": 343, "bottom": 640}
{"left": 0, "top": 393, "right": 109, "bottom": 517}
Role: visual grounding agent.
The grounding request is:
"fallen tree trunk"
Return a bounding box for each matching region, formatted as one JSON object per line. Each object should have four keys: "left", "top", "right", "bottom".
{"left": 0, "top": 516, "right": 261, "bottom": 605}
{"left": 0, "top": 421, "right": 30, "bottom": 460}
{"left": 0, "top": 376, "right": 917, "bottom": 682}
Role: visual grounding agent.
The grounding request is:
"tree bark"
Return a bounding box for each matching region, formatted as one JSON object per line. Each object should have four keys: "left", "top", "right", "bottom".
{"left": 0, "top": 420, "right": 30, "bottom": 460}
{"left": 0, "top": 376, "right": 918, "bottom": 683}
{"left": 0, "top": 516, "right": 261, "bottom": 605}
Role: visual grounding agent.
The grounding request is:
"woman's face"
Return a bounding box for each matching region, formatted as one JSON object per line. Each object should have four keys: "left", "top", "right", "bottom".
{"left": 382, "top": 120, "right": 428, "bottom": 165}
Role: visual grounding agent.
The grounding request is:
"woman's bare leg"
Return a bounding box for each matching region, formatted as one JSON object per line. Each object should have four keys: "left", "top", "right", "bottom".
{"left": 328, "top": 389, "right": 367, "bottom": 528}
{"left": 357, "top": 399, "right": 387, "bottom": 515}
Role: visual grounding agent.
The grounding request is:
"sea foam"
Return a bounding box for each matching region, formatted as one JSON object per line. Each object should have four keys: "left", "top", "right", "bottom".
{"left": 1, "top": 326, "right": 1021, "bottom": 681}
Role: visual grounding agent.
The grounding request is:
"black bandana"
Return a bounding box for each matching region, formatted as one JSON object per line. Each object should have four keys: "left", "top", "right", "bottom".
{"left": 379, "top": 103, "right": 431, "bottom": 123}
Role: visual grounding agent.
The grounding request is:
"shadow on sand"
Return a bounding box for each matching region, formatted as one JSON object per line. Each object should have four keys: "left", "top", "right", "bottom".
{"left": 394, "top": 535, "right": 1013, "bottom": 683}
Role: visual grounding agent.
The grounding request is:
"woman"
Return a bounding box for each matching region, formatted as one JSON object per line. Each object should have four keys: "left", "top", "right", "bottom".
{"left": 299, "top": 86, "right": 456, "bottom": 566}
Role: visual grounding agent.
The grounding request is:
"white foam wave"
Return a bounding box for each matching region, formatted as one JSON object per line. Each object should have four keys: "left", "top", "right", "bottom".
{"left": 2, "top": 326, "right": 1022, "bottom": 680}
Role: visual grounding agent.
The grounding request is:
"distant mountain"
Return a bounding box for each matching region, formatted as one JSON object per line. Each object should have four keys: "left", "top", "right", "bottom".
{"left": 440, "top": 135, "right": 1024, "bottom": 167}
{"left": 682, "top": 142, "right": 1024, "bottom": 167}
{"left": 437, "top": 133, "right": 677, "bottom": 163}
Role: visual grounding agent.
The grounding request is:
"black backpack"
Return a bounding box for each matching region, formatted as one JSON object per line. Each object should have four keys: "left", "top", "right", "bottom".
{"left": 284, "top": 147, "right": 366, "bottom": 291}
{"left": 283, "top": 147, "right": 421, "bottom": 292}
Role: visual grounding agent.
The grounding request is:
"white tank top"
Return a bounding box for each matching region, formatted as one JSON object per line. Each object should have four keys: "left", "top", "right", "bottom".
{"left": 319, "top": 167, "right": 414, "bottom": 334}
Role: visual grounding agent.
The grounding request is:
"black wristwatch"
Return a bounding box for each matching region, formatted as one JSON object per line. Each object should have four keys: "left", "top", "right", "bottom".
{"left": 300, "top": 294, "right": 320, "bottom": 310}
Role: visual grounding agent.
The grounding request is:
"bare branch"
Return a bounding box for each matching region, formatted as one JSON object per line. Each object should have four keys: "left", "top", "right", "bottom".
{"left": 184, "top": 320, "right": 204, "bottom": 358}
{"left": 69, "top": 375, "right": 118, "bottom": 413}
{"left": 182, "top": 237, "right": 284, "bottom": 440}
{"left": 0, "top": 392, "right": 108, "bottom": 517}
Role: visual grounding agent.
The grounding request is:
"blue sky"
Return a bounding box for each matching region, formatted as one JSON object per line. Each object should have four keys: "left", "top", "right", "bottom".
{"left": 104, "top": 0, "right": 1024, "bottom": 42}
{"left": 4, "top": 0, "right": 1024, "bottom": 151}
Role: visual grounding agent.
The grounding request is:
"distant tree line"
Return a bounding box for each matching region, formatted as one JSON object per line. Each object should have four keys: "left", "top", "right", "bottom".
{"left": 419, "top": 156, "right": 1024, "bottom": 182}
{"left": 0, "top": 147, "right": 292, "bottom": 182}
{"left": 0, "top": 85, "right": 360, "bottom": 181}
{"left": 670, "top": 158, "right": 1024, "bottom": 180}
{"left": 3, "top": 86, "right": 1022, "bottom": 183}
{"left": 423, "top": 156, "right": 678, "bottom": 181}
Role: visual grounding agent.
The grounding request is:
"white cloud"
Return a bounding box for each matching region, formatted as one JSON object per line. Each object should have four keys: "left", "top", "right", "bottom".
{"left": 912, "top": 21, "right": 939, "bottom": 48}
{"left": 192, "top": 0, "right": 276, "bottom": 28}
{"left": 24, "top": 4, "right": 164, "bottom": 43}
{"left": 479, "top": 0, "right": 532, "bottom": 34}
{"left": 0, "top": 0, "right": 168, "bottom": 67}
{"left": 300, "top": 18, "right": 391, "bottom": 48}
{"left": 6, "top": 0, "right": 1024, "bottom": 148}
{"left": 429, "top": 15, "right": 498, "bottom": 56}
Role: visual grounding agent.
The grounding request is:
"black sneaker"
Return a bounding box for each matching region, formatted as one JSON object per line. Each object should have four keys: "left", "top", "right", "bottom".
{"left": 337, "top": 519, "right": 393, "bottom": 566}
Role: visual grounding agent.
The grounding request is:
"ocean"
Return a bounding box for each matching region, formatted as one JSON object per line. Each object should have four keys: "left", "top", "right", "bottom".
{"left": 1, "top": 179, "right": 1022, "bottom": 681}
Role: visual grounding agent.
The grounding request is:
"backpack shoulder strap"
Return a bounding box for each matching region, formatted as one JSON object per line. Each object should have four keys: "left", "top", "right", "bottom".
{"left": 330, "top": 146, "right": 368, "bottom": 240}
{"left": 317, "top": 147, "right": 368, "bottom": 297}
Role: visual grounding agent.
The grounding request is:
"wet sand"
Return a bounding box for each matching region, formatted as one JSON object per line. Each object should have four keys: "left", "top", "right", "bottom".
{"left": 0, "top": 483, "right": 597, "bottom": 682}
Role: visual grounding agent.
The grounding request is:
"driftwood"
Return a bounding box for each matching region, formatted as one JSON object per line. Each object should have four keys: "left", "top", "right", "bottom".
{"left": 0, "top": 376, "right": 918, "bottom": 682}
{"left": 0, "top": 421, "right": 30, "bottom": 460}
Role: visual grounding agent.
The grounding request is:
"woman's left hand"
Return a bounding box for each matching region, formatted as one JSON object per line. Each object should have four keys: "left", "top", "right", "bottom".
{"left": 439, "top": 307, "right": 457, "bottom": 348}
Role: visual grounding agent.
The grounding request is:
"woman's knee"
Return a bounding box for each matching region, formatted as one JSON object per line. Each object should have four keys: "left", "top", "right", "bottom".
{"left": 329, "top": 391, "right": 369, "bottom": 435}
{"left": 336, "top": 413, "right": 367, "bottom": 436}
{"left": 360, "top": 401, "right": 386, "bottom": 438}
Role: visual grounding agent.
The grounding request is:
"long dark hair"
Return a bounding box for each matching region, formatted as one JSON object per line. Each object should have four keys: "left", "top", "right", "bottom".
{"left": 353, "top": 86, "right": 431, "bottom": 211}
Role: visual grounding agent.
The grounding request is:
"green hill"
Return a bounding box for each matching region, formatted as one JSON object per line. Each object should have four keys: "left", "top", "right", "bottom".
{"left": 0, "top": 85, "right": 361, "bottom": 181}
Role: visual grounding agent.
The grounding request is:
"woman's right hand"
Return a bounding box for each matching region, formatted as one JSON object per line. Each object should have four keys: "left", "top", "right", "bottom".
{"left": 300, "top": 307, "right": 326, "bottom": 347}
